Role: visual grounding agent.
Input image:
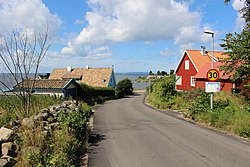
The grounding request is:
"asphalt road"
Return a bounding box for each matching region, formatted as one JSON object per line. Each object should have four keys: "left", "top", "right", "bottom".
{"left": 88, "top": 92, "right": 250, "bottom": 167}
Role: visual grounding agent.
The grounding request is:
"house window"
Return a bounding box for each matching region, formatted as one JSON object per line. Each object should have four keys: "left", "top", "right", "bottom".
{"left": 185, "top": 60, "right": 190, "bottom": 70}
{"left": 176, "top": 75, "right": 182, "bottom": 85}
{"left": 191, "top": 76, "right": 195, "bottom": 87}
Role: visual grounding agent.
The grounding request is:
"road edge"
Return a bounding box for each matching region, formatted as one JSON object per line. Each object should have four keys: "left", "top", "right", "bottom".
{"left": 142, "top": 92, "right": 250, "bottom": 145}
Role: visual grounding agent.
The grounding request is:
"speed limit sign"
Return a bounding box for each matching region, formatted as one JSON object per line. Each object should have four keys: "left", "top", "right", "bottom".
{"left": 206, "top": 69, "right": 219, "bottom": 82}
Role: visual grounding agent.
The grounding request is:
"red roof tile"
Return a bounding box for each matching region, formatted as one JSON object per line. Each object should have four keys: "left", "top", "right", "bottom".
{"left": 186, "top": 50, "right": 228, "bottom": 72}
{"left": 194, "top": 62, "right": 231, "bottom": 80}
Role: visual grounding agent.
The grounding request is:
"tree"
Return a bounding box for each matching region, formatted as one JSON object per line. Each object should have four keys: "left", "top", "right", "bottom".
{"left": 115, "top": 78, "right": 133, "bottom": 98}
{"left": 157, "top": 70, "right": 161, "bottom": 75}
{"left": 160, "top": 71, "right": 168, "bottom": 76}
{"left": 224, "top": 0, "right": 249, "bottom": 28}
{"left": 220, "top": 27, "right": 250, "bottom": 82}
{"left": 170, "top": 69, "right": 175, "bottom": 75}
{"left": 149, "top": 71, "right": 154, "bottom": 75}
{"left": 0, "top": 28, "right": 50, "bottom": 117}
{"left": 220, "top": 0, "right": 250, "bottom": 91}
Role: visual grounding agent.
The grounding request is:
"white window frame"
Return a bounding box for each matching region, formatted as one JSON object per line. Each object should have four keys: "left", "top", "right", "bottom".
{"left": 190, "top": 76, "right": 195, "bottom": 87}
{"left": 176, "top": 75, "right": 182, "bottom": 85}
{"left": 185, "top": 60, "right": 190, "bottom": 70}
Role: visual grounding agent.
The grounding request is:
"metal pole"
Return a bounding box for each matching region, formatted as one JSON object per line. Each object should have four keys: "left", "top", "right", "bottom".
{"left": 149, "top": 79, "right": 151, "bottom": 93}
{"left": 210, "top": 93, "right": 213, "bottom": 110}
{"left": 212, "top": 33, "right": 214, "bottom": 69}
{"left": 210, "top": 33, "right": 214, "bottom": 111}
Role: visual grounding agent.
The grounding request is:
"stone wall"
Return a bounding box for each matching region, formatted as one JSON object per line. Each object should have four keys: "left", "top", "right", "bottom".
{"left": 0, "top": 100, "right": 80, "bottom": 167}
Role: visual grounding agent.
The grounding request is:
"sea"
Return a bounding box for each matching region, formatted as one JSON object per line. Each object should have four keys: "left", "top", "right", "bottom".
{"left": 115, "top": 72, "right": 149, "bottom": 90}
{"left": 0, "top": 72, "right": 149, "bottom": 92}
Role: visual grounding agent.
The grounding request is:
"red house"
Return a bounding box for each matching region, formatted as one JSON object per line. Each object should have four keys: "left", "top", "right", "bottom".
{"left": 195, "top": 62, "right": 247, "bottom": 92}
{"left": 194, "top": 62, "right": 233, "bottom": 91}
{"left": 174, "top": 50, "right": 227, "bottom": 91}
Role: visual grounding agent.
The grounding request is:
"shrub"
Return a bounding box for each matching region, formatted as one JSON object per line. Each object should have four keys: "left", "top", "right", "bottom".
{"left": 16, "top": 101, "right": 92, "bottom": 167}
{"left": 151, "top": 76, "right": 176, "bottom": 100}
{"left": 115, "top": 78, "right": 133, "bottom": 98}
{"left": 92, "top": 87, "right": 115, "bottom": 97}
{"left": 78, "top": 83, "right": 115, "bottom": 104}
{"left": 189, "top": 92, "right": 210, "bottom": 115}
{"left": 78, "top": 83, "right": 93, "bottom": 101}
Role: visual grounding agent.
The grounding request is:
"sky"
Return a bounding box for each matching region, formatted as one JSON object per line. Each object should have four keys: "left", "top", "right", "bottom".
{"left": 0, "top": 0, "right": 246, "bottom": 73}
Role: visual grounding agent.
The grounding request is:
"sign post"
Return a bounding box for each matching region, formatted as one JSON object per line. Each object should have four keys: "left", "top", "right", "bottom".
{"left": 206, "top": 69, "right": 220, "bottom": 110}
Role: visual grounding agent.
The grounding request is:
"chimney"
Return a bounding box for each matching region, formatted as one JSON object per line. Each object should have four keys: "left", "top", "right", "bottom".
{"left": 67, "top": 66, "right": 71, "bottom": 73}
{"left": 201, "top": 46, "right": 206, "bottom": 55}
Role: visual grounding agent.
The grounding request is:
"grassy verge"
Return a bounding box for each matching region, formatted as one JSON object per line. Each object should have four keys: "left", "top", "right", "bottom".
{"left": 146, "top": 77, "right": 250, "bottom": 139}
{"left": 186, "top": 91, "right": 250, "bottom": 139}
{"left": 0, "top": 95, "right": 62, "bottom": 127}
{"left": 15, "top": 102, "right": 92, "bottom": 167}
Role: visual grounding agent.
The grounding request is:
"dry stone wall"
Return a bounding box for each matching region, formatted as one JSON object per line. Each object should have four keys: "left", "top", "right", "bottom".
{"left": 0, "top": 100, "right": 79, "bottom": 167}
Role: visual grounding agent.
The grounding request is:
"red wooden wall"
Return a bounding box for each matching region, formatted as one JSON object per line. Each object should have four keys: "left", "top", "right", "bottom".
{"left": 195, "top": 79, "right": 233, "bottom": 92}
{"left": 176, "top": 53, "right": 197, "bottom": 90}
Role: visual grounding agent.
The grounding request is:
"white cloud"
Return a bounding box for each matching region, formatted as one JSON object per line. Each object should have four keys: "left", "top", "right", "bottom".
{"left": 61, "top": 43, "right": 112, "bottom": 60}
{"left": 232, "top": 0, "right": 245, "bottom": 31}
{"left": 0, "top": 0, "right": 61, "bottom": 39}
{"left": 75, "top": 19, "right": 85, "bottom": 25}
{"left": 160, "top": 48, "right": 176, "bottom": 57}
{"left": 62, "top": 0, "right": 206, "bottom": 56}
{"left": 47, "top": 51, "right": 62, "bottom": 58}
{"left": 84, "top": 45, "right": 113, "bottom": 60}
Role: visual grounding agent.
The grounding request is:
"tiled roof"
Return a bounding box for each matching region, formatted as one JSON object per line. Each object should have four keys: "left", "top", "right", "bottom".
{"left": 14, "top": 79, "right": 71, "bottom": 89}
{"left": 194, "top": 62, "right": 231, "bottom": 80}
{"left": 48, "top": 67, "right": 113, "bottom": 87}
{"left": 62, "top": 73, "right": 82, "bottom": 79}
{"left": 49, "top": 68, "right": 68, "bottom": 79}
{"left": 186, "top": 50, "right": 228, "bottom": 72}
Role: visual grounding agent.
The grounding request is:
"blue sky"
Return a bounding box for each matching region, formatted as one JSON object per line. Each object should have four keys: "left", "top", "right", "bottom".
{"left": 0, "top": 0, "right": 246, "bottom": 73}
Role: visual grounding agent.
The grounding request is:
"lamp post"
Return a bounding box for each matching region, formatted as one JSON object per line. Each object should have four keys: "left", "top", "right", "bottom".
{"left": 204, "top": 30, "right": 215, "bottom": 110}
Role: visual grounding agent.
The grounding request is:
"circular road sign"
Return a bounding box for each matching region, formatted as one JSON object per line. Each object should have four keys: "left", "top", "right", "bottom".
{"left": 206, "top": 69, "right": 220, "bottom": 82}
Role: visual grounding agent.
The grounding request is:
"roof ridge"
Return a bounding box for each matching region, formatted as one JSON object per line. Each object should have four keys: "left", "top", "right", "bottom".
{"left": 186, "top": 49, "right": 225, "bottom": 53}
{"left": 52, "top": 67, "right": 112, "bottom": 70}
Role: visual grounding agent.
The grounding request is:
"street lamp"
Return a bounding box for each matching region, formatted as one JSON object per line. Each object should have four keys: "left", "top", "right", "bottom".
{"left": 204, "top": 30, "right": 215, "bottom": 110}
{"left": 204, "top": 30, "right": 215, "bottom": 68}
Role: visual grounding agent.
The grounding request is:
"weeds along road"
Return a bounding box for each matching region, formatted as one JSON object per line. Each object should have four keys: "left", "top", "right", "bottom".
{"left": 88, "top": 92, "right": 250, "bottom": 167}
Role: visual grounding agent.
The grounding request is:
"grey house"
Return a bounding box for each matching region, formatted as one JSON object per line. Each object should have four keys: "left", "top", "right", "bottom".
{"left": 13, "top": 79, "right": 79, "bottom": 99}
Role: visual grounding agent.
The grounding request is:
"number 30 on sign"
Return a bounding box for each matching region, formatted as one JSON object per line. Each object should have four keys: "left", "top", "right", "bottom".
{"left": 206, "top": 69, "right": 219, "bottom": 82}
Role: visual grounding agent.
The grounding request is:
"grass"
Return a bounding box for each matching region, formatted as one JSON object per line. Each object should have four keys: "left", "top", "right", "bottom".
{"left": 147, "top": 89, "right": 250, "bottom": 139}
{"left": 0, "top": 93, "right": 94, "bottom": 167}
{"left": 15, "top": 102, "right": 92, "bottom": 167}
{"left": 0, "top": 95, "right": 62, "bottom": 127}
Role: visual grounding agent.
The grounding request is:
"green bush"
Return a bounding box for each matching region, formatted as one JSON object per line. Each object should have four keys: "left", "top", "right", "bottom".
{"left": 115, "top": 78, "right": 133, "bottom": 98}
{"left": 189, "top": 92, "right": 210, "bottom": 115}
{"left": 93, "top": 87, "right": 115, "bottom": 97}
{"left": 151, "top": 76, "right": 176, "bottom": 100}
{"left": 18, "top": 102, "right": 92, "bottom": 167}
{"left": 146, "top": 76, "right": 179, "bottom": 109}
{"left": 78, "top": 83, "right": 115, "bottom": 104}
{"left": 56, "top": 103, "right": 91, "bottom": 140}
